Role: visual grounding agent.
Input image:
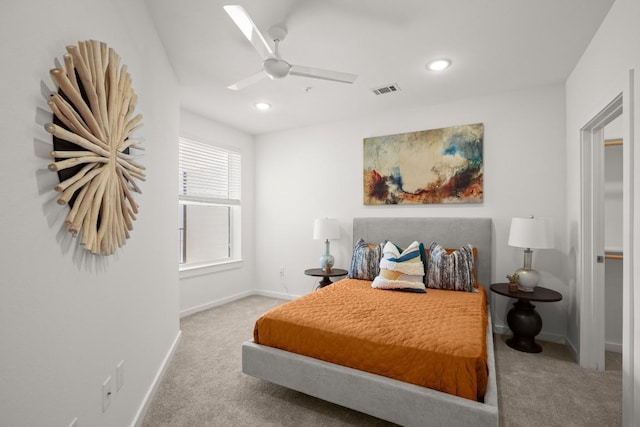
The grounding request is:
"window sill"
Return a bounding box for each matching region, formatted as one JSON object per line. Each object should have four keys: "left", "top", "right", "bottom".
{"left": 179, "top": 259, "right": 243, "bottom": 279}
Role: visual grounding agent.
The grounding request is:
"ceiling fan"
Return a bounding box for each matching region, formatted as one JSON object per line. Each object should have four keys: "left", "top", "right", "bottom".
{"left": 223, "top": 5, "right": 358, "bottom": 90}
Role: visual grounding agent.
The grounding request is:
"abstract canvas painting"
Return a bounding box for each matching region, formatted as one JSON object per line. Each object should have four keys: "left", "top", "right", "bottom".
{"left": 363, "top": 123, "right": 483, "bottom": 205}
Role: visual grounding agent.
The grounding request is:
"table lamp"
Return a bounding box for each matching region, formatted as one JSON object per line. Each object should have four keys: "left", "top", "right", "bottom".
{"left": 508, "top": 216, "right": 554, "bottom": 292}
{"left": 313, "top": 218, "right": 340, "bottom": 271}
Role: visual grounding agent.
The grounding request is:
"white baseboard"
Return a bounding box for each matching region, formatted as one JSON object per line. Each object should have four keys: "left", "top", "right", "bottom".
{"left": 485, "top": 323, "right": 620, "bottom": 359}
{"left": 180, "top": 290, "right": 300, "bottom": 318}
{"left": 492, "top": 324, "right": 510, "bottom": 336}
{"left": 565, "top": 336, "right": 578, "bottom": 362}
{"left": 180, "top": 290, "right": 255, "bottom": 318}
{"left": 131, "top": 329, "right": 182, "bottom": 427}
{"left": 492, "top": 323, "right": 566, "bottom": 345}
{"left": 135, "top": 290, "right": 279, "bottom": 425}
{"left": 537, "top": 330, "right": 565, "bottom": 344}
{"left": 252, "top": 289, "right": 300, "bottom": 301}
{"left": 605, "top": 341, "right": 622, "bottom": 353}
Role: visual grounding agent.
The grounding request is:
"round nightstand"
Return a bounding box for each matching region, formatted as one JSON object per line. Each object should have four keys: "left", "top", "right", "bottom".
{"left": 490, "top": 283, "right": 562, "bottom": 353}
{"left": 304, "top": 268, "right": 348, "bottom": 289}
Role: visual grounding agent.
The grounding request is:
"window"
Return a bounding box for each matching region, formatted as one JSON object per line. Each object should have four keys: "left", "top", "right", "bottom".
{"left": 178, "top": 137, "right": 241, "bottom": 268}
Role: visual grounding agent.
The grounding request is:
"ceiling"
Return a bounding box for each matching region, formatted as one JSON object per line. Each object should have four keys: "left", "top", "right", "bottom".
{"left": 145, "top": 0, "right": 614, "bottom": 135}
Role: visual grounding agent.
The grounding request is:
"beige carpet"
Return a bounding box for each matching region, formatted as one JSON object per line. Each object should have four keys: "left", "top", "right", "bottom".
{"left": 143, "top": 295, "right": 621, "bottom": 426}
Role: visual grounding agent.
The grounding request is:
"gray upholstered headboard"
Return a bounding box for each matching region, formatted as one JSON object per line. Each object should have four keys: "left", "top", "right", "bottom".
{"left": 353, "top": 217, "right": 492, "bottom": 290}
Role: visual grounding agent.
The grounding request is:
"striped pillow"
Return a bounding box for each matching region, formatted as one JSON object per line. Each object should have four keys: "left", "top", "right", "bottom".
{"left": 426, "top": 242, "right": 477, "bottom": 292}
{"left": 372, "top": 241, "right": 426, "bottom": 292}
{"left": 348, "top": 239, "right": 385, "bottom": 280}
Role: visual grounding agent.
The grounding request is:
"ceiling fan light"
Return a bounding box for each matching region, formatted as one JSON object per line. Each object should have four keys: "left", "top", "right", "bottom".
{"left": 263, "top": 58, "right": 291, "bottom": 79}
{"left": 427, "top": 59, "right": 451, "bottom": 71}
{"left": 254, "top": 102, "right": 271, "bottom": 111}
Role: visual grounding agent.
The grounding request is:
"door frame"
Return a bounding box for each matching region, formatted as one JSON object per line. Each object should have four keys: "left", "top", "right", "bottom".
{"left": 579, "top": 69, "right": 636, "bottom": 425}
{"left": 579, "top": 94, "right": 622, "bottom": 371}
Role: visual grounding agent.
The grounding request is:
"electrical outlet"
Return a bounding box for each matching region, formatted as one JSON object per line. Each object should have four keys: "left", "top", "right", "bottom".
{"left": 116, "top": 360, "right": 124, "bottom": 391}
{"left": 102, "top": 376, "right": 112, "bottom": 412}
{"left": 68, "top": 417, "right": 78, "bottom": 427}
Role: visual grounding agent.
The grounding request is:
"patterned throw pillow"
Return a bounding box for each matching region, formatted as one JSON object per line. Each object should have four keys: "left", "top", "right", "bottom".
{"left": 372, "top": 241, "right": 426, "bottom": 293}
{"left": 426, "top": 242, "right": 477, "bottom": 292}
{"left": 348, "top": 239, "right": 385, "bottom": 280}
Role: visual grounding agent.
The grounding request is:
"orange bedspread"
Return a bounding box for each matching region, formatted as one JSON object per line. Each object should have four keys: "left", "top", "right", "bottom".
{"left": 254, "top": 279, "right": 488, "bottom": 401}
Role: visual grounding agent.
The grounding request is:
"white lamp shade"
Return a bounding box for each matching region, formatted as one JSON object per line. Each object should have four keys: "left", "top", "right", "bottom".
{"left": 313, "top": 218, "right": 340, "bottom": 240}
{"left": 508, "top": 217, "right": 554, "bottom": 249}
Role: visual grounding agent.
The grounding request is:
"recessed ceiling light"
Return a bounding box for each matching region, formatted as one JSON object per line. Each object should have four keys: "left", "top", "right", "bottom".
{"left": 254, "top": 102, "right": 271, "bottom": 111}
{"left": 427, "top": 59, "right": 451, "bottom": 71}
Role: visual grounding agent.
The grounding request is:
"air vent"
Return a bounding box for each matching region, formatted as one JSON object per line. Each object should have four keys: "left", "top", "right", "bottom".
{"left": 371, "top": 83, "right": 401, "bottom": 95}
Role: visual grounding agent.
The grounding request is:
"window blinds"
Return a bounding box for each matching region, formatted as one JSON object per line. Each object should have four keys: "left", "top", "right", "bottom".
{"left": 178, "top": 137, "right": 241, "bottom": 205}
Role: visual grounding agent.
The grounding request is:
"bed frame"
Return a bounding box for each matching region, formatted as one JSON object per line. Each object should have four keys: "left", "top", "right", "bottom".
{"left": 243, "top": 217, "right": 498, "bottom": 427}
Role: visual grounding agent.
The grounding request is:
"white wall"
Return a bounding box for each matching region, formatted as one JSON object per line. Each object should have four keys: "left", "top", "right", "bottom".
{"left": 605, "top": 257, "right": 624, "bottom": 352}
{"left": 604, "top": 116, "right": 624, "bottom": 251}
{"left": 565, "top": 0, "right": 640, "bottom": 422}
{"left": 255, "top": 84, "right": 568, "bottom": 342}
{"left": 0, "top": 1, "right": 180, "bottom": 426}
{"left": 178, "top": 110, "right": 256, "bottom": 316}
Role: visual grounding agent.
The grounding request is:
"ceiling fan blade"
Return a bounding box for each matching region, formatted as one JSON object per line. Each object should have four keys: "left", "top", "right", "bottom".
{"left": 223, "top": 5, "right": 273, "bottom": 60}
{"left": 227, "top": 70, "right": 267, "bottom": 91}
{"left": 290, "top": 65, "right": 358, "bottom": 84}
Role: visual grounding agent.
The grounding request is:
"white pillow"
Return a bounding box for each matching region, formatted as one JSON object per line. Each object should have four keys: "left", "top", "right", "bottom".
{"left": 372, "top": 241, "right": 426, "bottom": 293}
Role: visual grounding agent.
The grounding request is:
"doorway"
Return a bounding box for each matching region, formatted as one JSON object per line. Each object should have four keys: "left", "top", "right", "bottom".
{"left": 603, "top": 116, "right": 623, "bottom": 364}
{"left": 579, "top": 68, "right": 637, "bottom": 427}
{"left": 579, "top": 94, "right": 623, "bottom": 371}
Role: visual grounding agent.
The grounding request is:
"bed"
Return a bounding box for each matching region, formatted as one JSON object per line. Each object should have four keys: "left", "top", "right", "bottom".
{"left": 243, "top": 217, "right": 498, "bottom": 427}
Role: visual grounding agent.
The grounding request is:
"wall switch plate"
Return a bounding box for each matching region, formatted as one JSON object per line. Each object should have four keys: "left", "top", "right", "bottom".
{"left": 102, "top": 376, "right": 112, "bottom": 412}
{"left": 116, "top": 360, "right": 124, "bottom": 391}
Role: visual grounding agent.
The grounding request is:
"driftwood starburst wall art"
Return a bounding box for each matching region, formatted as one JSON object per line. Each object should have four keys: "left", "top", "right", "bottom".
{"left": 46, "top": 40, "right": 145, "bottom": 255}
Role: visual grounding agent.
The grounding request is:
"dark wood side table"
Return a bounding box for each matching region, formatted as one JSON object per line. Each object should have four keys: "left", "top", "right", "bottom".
{"left": 490, "top": 283, "right": 563, "bottom": 353}
{"left": 304, "top": 268, "right": 348, "bottom": 289}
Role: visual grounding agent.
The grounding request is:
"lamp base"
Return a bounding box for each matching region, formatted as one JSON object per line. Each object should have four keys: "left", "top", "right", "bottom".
{"left": 319, "top": 254, "right": 335, "bottom": 272}
{"left": 515, "top": 268, "right": 539, "bottom": 292}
